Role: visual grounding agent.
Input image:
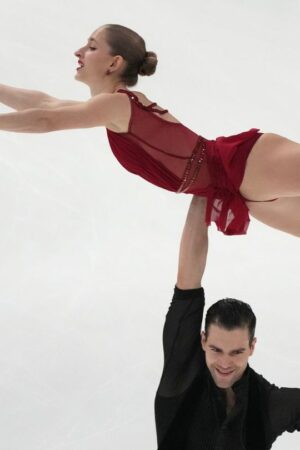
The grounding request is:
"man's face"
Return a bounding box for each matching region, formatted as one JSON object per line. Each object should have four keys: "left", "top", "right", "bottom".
{"left": 201, "top": 324, "right": 256, "bottom": 389}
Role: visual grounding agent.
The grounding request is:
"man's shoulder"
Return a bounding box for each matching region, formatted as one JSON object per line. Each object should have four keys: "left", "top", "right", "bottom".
{"left": 248, "top": 366, "right": 278, "bottom": 393}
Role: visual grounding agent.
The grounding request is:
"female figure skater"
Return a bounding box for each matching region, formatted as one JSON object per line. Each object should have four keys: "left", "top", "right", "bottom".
{"left": 0, "top": 24, "right": 299, "bottom": 236}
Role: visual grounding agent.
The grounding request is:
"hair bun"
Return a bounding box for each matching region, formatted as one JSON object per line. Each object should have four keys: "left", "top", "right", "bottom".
{"left": 139, "top": 51, "right": 158, "bottom": 76}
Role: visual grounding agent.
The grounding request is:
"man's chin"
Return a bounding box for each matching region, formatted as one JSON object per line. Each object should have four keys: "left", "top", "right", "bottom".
{"left": 214, "top": 378, "right": 233, "bottom": 389}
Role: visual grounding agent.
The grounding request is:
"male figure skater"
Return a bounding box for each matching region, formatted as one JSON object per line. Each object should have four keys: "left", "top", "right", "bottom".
{"left": 155, "top": 196, "right": 300, "bottom": 449}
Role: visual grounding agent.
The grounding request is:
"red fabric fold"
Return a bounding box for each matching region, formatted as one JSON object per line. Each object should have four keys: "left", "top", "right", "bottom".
{"left": 198, "top": 128, "right": 262, "bottom": 235}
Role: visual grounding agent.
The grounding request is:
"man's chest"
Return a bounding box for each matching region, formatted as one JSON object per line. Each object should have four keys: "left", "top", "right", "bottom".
{"left": 190, "top": 388, "right": 244, "bottom": 442}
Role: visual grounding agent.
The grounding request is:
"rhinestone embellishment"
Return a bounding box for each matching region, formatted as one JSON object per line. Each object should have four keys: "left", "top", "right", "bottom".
{"left": 177, "top": 138, "right": 206, "bottom": 193}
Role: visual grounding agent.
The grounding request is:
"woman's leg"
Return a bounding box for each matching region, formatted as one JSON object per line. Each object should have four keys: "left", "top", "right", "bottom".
{"left": 240, "top": 133, "right": 300, "bottom": 200}
{"left": 247, "top": 197, "right": 300, "bottom": 237}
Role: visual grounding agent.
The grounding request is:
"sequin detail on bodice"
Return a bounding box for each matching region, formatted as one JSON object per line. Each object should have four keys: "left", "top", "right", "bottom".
{"left": 177, "top": 137, "right": 207, "bottom": 193}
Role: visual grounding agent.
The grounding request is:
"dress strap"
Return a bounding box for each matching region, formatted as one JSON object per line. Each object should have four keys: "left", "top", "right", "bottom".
{"left": 117, "top": 89, "right": 168, "bottom": 115}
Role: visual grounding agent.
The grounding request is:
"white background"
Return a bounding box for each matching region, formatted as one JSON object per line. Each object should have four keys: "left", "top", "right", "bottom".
{"left": 0, "top": 0, "right": 299, "bottom": 449}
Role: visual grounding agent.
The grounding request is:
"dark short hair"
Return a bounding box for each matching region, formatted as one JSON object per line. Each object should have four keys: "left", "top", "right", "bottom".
{"left": 204, "top": 298, "right": 256, "bottom": 343}
{"left": 104, "top": 24, "right": 158, "bottom": 87}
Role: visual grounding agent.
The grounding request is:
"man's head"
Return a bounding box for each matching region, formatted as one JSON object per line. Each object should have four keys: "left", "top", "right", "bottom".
{"left": 201, "top": 298, "right": 257, "bottom": 389}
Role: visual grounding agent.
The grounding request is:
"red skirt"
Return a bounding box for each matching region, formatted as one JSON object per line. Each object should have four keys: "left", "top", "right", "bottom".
{"left": 190, "top": 128, "right": 263, "bottom": 235}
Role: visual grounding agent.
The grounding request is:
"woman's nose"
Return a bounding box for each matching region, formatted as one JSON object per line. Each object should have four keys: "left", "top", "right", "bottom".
{"left": 74, "top": 47, "right": 83, "bottom": 57}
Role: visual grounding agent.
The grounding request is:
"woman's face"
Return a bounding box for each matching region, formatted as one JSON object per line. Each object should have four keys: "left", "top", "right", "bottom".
{"left": 74, "top": 27, "right": 116, "bottom": 85}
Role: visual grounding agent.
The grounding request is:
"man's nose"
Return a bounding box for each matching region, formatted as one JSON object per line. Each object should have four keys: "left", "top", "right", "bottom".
{"left": 218, "top": 355, "right": 232, "bottom": 369}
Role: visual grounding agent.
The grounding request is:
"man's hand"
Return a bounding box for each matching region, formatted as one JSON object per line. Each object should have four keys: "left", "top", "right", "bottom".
{"left": 176, "top": 196, "right": 208, "bottom": 289}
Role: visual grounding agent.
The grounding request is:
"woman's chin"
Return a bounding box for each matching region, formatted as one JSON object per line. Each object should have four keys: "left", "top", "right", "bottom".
{"left": 74, "top": 72, "right": 86, "bottom": 84}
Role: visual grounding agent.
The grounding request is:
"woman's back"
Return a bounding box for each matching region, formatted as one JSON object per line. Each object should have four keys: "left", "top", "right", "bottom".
{"left": 106, "top": 89, "right": 208, "bottom": 192}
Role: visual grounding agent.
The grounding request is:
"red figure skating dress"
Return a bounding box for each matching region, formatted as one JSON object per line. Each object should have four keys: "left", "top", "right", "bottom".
{"left": 106, "top": 89, "right": 262, "bottom": 235}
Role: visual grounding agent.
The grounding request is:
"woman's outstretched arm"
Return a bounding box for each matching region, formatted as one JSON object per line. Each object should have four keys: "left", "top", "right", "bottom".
{"left": 0, "top": 83, "right": 80, "bottom": 111}
{"left": 0, "top": 92, "right": 129, "bottom": 133}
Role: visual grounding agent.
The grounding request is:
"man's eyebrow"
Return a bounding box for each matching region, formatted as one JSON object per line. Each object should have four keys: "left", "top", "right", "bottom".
{"left": 88, "top": 37, "right": 98, "bottom": 43}
{"left": 208, "top": 345, "right": 247, "bottom": 352}
{"left": 209, "top": 345, "right": 222, "bottom": 351}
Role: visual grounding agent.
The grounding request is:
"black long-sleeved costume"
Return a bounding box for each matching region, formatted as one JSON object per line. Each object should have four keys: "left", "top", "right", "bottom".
{"left": 155, "top": 287, "right": 300, "bottom": 449}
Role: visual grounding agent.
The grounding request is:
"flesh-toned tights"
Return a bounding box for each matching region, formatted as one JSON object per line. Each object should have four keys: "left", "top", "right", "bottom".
{"left": 239, "top": 133, "right": 300, "bottom": 237}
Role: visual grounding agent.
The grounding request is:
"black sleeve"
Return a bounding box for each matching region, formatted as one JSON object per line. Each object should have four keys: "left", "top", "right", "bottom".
{"left": 156, "top": 285, "right": 205, "bottom": 397}
{"left": 154, "top": 286, "right": 206, "bottom": 448}
{"left": 268, "top": 386, "right": 300, "bottom": 441}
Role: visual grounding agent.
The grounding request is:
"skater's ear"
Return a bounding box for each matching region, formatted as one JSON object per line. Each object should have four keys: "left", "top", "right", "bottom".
{"left": 249, "top": 336, "right": 257, "bottom": 355}
{"left": 201, "top": 331, "right": 207, "bottom": 350}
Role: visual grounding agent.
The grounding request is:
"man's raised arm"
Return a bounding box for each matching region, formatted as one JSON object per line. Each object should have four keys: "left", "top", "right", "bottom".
{"left": 155, "top": 196, "right": 209, "bottom": 447}
{"left": 176, "top": 195, "right": 208, "bottom": 289}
